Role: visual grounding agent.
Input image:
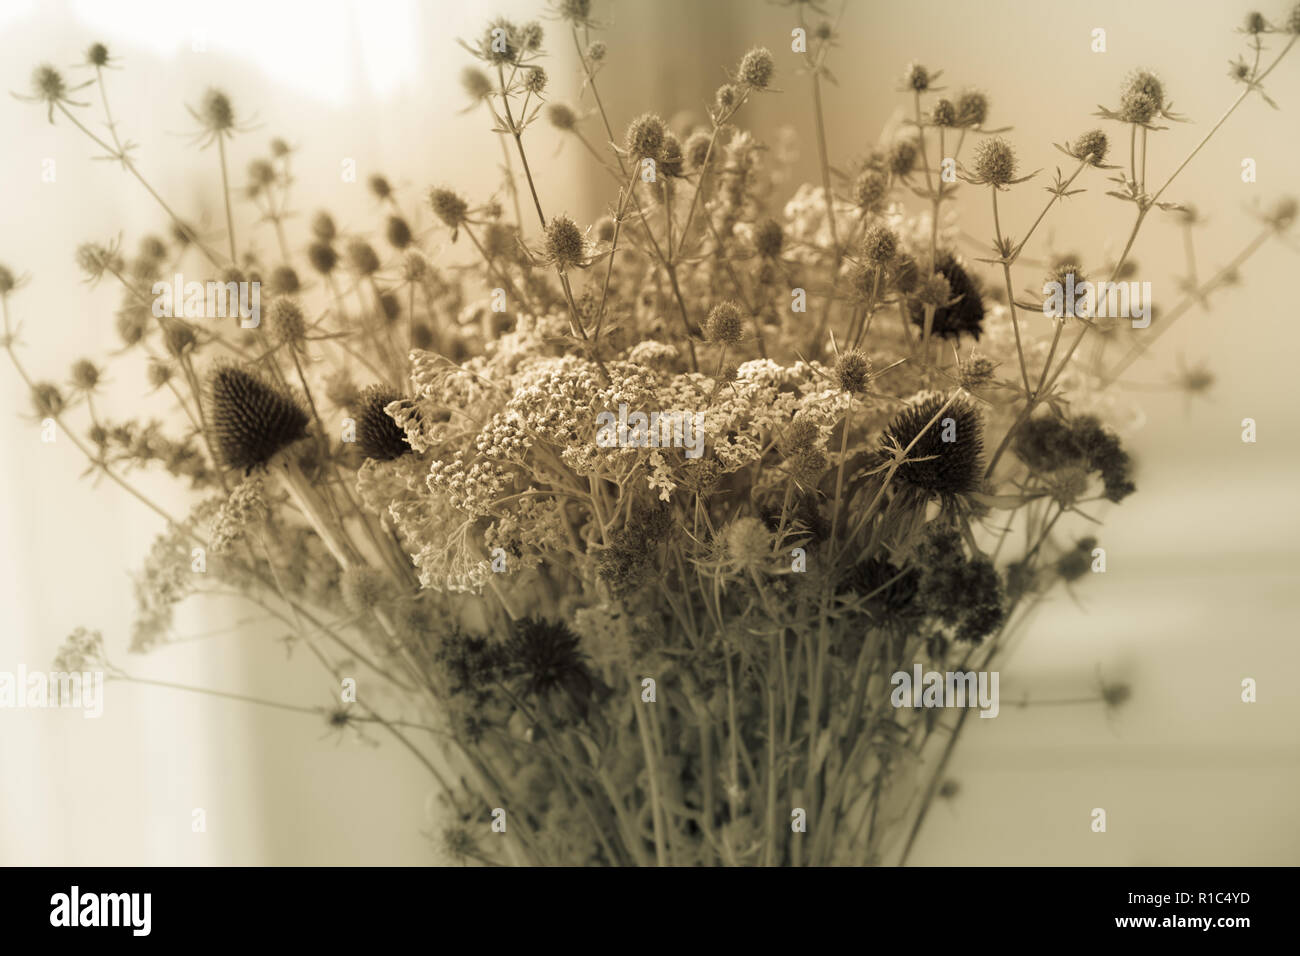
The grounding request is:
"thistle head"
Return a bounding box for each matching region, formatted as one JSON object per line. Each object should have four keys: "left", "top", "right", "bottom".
{"left": 460, "top": 65, "right": 494, "bottom": 101}
{"left": 853, "top": 169, "right": 888, "bottom": 210}
{"left": 368, "top": 174, "right": 392, "bottom": 200}
{"left": 970, "top": 136, "right": 1017, "bottom": 186}
{"left": 754, "top": 218, "right": 784, "bottom": 258}
{"left": 737, "top": 47, "right": 775, "bottom": 89}
{"left": 1069, "top": 128, "right": 1110, "bottom": 166}
{"left": 1119, "top": 70, "right": 1165, "bottom": 124}
{"left": 386, "top": 215, "right": 412, "bottom": 250}
{"left": 910, "top": 252, "right": 984, "bottom": 339}
{"left": 861, "top": 224, "right": 899, "bottom": 265}
{"left": 685, "top": 130, "right": 711, "bottom": 170}
{"left": 543, "top": 215, "right": 586, "bottom": 269}
{"left": 547, "top": 102, "right": 577, "bottom": 131}
{"left": 346, "top": 240, "right": 380, "bottom": 276}
{"left": 356, "top": 385, "right": 411, "bottom": 461}
{"left": 429, "top": 187, "right": 470, "bottom": 230}
{"left": 311, "top": 211, "right": 336, "bottom": 242}
{"left": 31, "top": 382, "right": 64, "bottom": 418}
{"left": 198, "top": 88, "right": 235, "bottom": 134}
{"left": 882, "top": 391, "right": 984, "bottom": 496}
{"left": 524, "top": 66, "right": 548, "bottom": 95}
{"left": 955, "top": 89, "right": 989, "bottom": 127}
{"left": 29, "top": 64, "right": 67, "bottom": 104}
{"left": 85, "top": 43, "right": 111, "bottom": 67}
{"left": 903, "top": 62, "right": 932, "bottom": 92}
{"left": 209, "top": 364, "right": 309, "bottom": 471}
{"left": 931, "top": 98, "right": 957, "bottom": 127}
{"left": 307, "top": 241, "right": 338, "bottom": 275}
{"left": 268, "top": 298, "right": 307, "bottom": 347}
{"left": 705, "top": 301, "right": 746, "bottom": 345}
{"left": 833, "top": 349, "right": 872, "bottom": 394}
{"left": 624, "top": 112, "right": 666, "bottom": 161}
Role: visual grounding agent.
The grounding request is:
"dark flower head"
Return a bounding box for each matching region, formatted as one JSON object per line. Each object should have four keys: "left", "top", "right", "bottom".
{"left": 1013, "top": 414, "right": 1135, "bottom": 502}
{"left": 0, "top": 264, "right": 17, "bottom": 295}
{"left": 543, "top": 215, "right": 586, "bottom": 269}
{"left": 346, "top": 240, "right": 380, "bottom": 275}
{"left": 460, "top": 65, "right": 493, "bottom": 101}
{"left": 970, "top": 136, "right": 1017, "bottom": 185}
{"left": 429, "top": 187, "right": 470, "bottom": 230}
{"left": 909, "top": 251, "right": 985, "bottom": 340}
{"left": 903, "top": 62, "right": 931, "bottom": 92}
{"left": 624, "top": 112, "right": 666, "bottom": 161}
{"left": 853, "top": 169, "right": 888, "bottom": 210}
{"left": 861, "top": 224, "right": 898, "bottom": 265}
{"left": 197, "top": 88, "right": 235, "bottom": 134}
{"left": 754, "top": 218, "right": 784, "bottom": 258}
{"left": 715, "top": 83, "right": 741, "bottom": 114}
{"left": 307, "top": 241, "right": 338, "bottom": 275}
{"left": 31, "top": 382, "right": 64, "bottom": 418}
{"left": 1290, "top": 3, "right": 1300, "bottom": 34}
{"left": 556, "top": 0, "right": 593, "bottom": 25}
{"left": 685, "top": 130, "right": 711, "bottom": 170}
{"left": 888, "top": 138, "right": 919, "bottom": 179}
{"left": 209, "top": 364, "right": 309, "bottom": 471}
{"left": 356, "top": 385, "right": 410, "bottom": 461}
{"left": 882, "top": 391, "right": 984, "bottom": 496}
{"left": 1068, "top": 128, "right": 1110, "bottom": 166}
{"left": 705, "top": 301, "right": 746, "bottom": 344}
{"left": 386, "top": 215, "right": 412, "bottom": 249}
{"left": 504, "top": 618, "right": 601, "bottom": 719}
{"left": 659, "top": 132, "right": 685, "bottom": 177}
{"left": 931, "top": 98, "right": 957, "bottom": 127}
{"left": 738, "top": 47, "right": 775, "bottom": 89}
{"left": 86, "top": 43, "right": 111, "bottom": 67}
{"left": 955, "top": 89, "right": 989, "bottom": 127}
{"left": 1243, "top": 11, "right": 1268, "bottom": 34}
{"left": 269, "top": 265, "right": 300, "bottom": 295}
{"left": 69, "top": 358, "right": 101, "bottom": 392}
{"left": 524, "top": 66, "right": 548, "bottom": 94}
{"left": 268, "top": 298, "right": 306, "bottom": 347}
{"left": 311, "top": 211, "right": 336, "bottom": 242}
{"left": 547, "top": 102, "right": 577, "bottom": 131}
{"left": 30, "top": 64, "right": 67, "bottom": 103}
{"left": 833, "top": 348, "right": 872, "bottom": 394}
{"left": 368, "top": 174, "right": 392, "bottom": 200}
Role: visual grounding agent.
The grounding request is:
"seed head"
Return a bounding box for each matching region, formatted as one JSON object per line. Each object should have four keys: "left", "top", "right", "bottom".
{"left": 685, "top": 130, "right": 712, "bottom": 170}
{"left": 311, "top": 211, "right": 336, "bottom": 242}
{"left": 524, "top": 66, "right": 548, "bottom": 95}
{"left": 958, "top": 352, "right": 997, "bottom": 390}
{"left": 346, "top": 240, "right": 380, "bottom": 276}
{"left": 853, "top": 169, "right": 888, "bottom": 210}
{"left": 209, "top": 364, "right": 309, "bottom": 471}
{"left": 1069, "top": 128, "right": 1109, "bottom": 166}
{"left": 971, "top": 136, "right": 1017, "bottom": 185}
{"left": 904, "top": 62, "right": 931, "bottom": 92}
{"left": 587, "top": 40, "right": 607, "bottom": 62}
{"left": 955, "top": 89, "right": 989, "bottom": 127}
{"left": 557, "top": 0, "right": 593, "bottom": 24}
{"left": 754, "top": 218, "right": 784, "bottom": 258}
{"left": 659, "top": 132, "right": 685, "bottom": 177}
{"left": 738, "top": 47, "right": 775, "bottom": 89}
{"left": 705, "top": 301, "right": 746, "bottom": 344}
{"left": 722, "top": 516, "right": 773, "bottom": 571}
{"left": 594, "top": 216, "right": 616, "bottom": 242}
{"left": 861, "top": 224, "right": 899, "bottom": 265}
{"left": 161, "top": 319, "right": 197, "bottom": 358}
{"left": 1119, "top": 70, "right": 1165, "bottom": 124}
{"left": 917, "top": 273, "right": 951, "bottom": 308}
{"left": 356, "top": 384, "right": 411, "bottom": 460}
{"left": 714, "top": 83, "right": 741, "bottom": 114}
{"left": 85, "top": 42, "right": 111, "bottom": 67}
{"left": 892, "top": 252, "right": 920, "bottom": 294}
{"left": 1243, "top": 11, "right": 1268, "bottom": 34}
{"left": 624, "top": 112, "right": 666, "bottom": 161}
{"left": 268, "top": 298, "right": 307, "bottom": 347}
{"left": 269, "top": 137, "right": 290, "bottom": 157}
{"left": 386, "top": 215, "right": 412, "bottom": 249}
{"left": 888, "top": 138, "right": 918, "bottom": 177}
{"left": 30, "top": 64, "right": 66, "bottom": 104}
{"left": 882, "top": 391, "right": 984, "bottom": 496}
{"left": 910, "top": 252, "right": 984, "bottom": 339}
{"left": 75, "top": 242, "right": 122, "bottom": 283}
{"left": 31, "top": 382, "right": 64, "bottom": 418}
{"left": 1265, "top": 196, "right": 1298, "bottom": 232}
{"left": 307, "top": 241, "right": 338, "bottom": 275}
{"left": 429, "top": 187, "right": 470, "bottom": 229}
{"left": 833, "top": 348, "right": 872, "bottom": 394}
{"left": 931, "top": 98, "right": 957, "bottom": 127}
{"left": 146, "top": 359, "right": 173, "bottom": 391}
{"left": 368, "top": 174, "right": 392, "bottom": 200}
{"left": 547, "top": 102, "right": 577, "bottom": 131}
{"left": 69, "top": 358, "right": 102, "bottom": 392}
{"left": 543, "top": 215, "right": 586, "bottom": 270}
{"left": 198, "top": 88, "right": 235, "bottom": 133}
{"left": 460, "top": 65, "right": 493, "bottom": 101}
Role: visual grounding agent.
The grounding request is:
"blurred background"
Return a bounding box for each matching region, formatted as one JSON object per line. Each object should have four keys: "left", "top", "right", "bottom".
{"left": 1, "top": 0, "right": 1297, "bottom": 865}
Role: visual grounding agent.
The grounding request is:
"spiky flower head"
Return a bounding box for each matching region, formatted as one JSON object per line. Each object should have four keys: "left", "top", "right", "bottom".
{"left": 356, "top": 384, "right": 411, "bottom": 461}
{"left": 209, "top": 364, "right": 309, "bottom": 471}
{"left": 738, "top": 47, "right": 775, "bottom": 89}
{"left": 524, "top": 66, "right": 548, "bottom": 94}
{"left": 1068, "top": 129, "right": 1109, "bottom": 166}
{"left": 722, "top": 516, "right": 774, "bottom": 572}
{"left": 0, "top": 264, "right": 16, "bottom": 295}
{"left": 931, "top": 98, "right": 957, "bottom": 127}
{"left": 970, "top": 136, "right": 1017, "bottom": 185}
{"left": 594, "top": 216, "right": 616, "bottom": 242}
{"left": 29, "top": 64, "right": 67, "bottom": 104}
{"left": 587, "top": 40, "right": 607, "bottom": 62}
{"left": 1243, "top": 11, "right": 1268, "bottom": 34}
{"left": 714, "top": 83, "right": 741, "bottom": 114}
{"left": 268, "top": 298, "right": 307, "bottom": 347}
{"left": 705, "top": 301, "right": 746, "bottom": 344}
{"left": 386, "top": 215, "right": 412, "bottom": 249}
{"left": 911, "top": 251, "right": 985, "bottom": 340}
{"left": 1119, "top": 70, "right": 1165, "bottom": 124}
{"left": 833, "top": 348, "right": 872, "bottom": 394}
{"left": 861, "top": 224, "right": 899, "bottom": 265}
{"left": 31, "top": 382, "right": 65, "bottom": 418}
{"left": 346, "top": 240, "right": 380, "bottom": 276}
{"left": 198, "top": 88, "right": 235, "bottom": 134}
{"left": 429, "top": 187, "right": 470, "bottom": 230}
{"left": 1290, "top": 3, "right": 1300, "bottom": 34}
{"left": 754, "top": 218, "right": 784, "bottom": 258}
{"left": 307, "top": 241, "right": 338, "bottom": 275}
{"left": 503, "top": 618, "right": 599, "bottom": 716}
{"left": 882, "top": 391, "right": 984, "bottom": 496}
{"left": 854, "top": 169, "right": 888, "bottom": 210}
{"left": 543, "top": 215, "right": 586, "bottom": 269}
{"left": 958, "top": 352, "right": 997, "bottom": 390}
{"left": 624, "top": 112, "right": 666, "bottom": 161}
{"left": 955, "top": 89, "right": 989, "bottom": 127}
{"left": 368, "top": 174, "right": 392, "bottom": 200}
{"left": 557, "top": 0, "right": 593, "bottom": 25}
{"left": 547, "top": 102, "right": 577, "bottom": 131}
{"left": 85, "top": 42, "right": 111, "bottom": 67}
{"left": 69, "top": 358, "right": 102, "bottom": 392}
{"left": 685, "top": 130, "right": 711, "bottom": 170}
{"left": 268, "top": 265, "right": 299, "bottom": 296}
{"left": 460, "top": 65, "right": 493, "bottom": 102}
{"left": 311, "top": 211, "right": 336, "bottom": 242}
{"left": 75, "top": 241, "right": 122, "bottom": 283}
{"left": 904, "top": 62, "right": 931, "bottom": 92}
{"left": 888, "top": 137, "right": 919, "bottom": 178}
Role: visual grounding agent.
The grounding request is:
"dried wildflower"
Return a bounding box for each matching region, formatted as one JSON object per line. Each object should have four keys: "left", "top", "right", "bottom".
{"left": 547, "top": 102, "right": 577, "bottom": 131}
{"left": 955, "top": 89, "right": 989, "bottom": 127}
{"left": 429, "top": 187, "right": 470, "bottom": 232}
{"left": 460, "top": 65, "right": 494, "bottom": 103}
{"left": 957, "top": 352, "right": 997, "bottom": 390}
{"left": 721, "top": 516, "right": 774, "bottom": 572}
{"left": 1067, "top": 128, "right": 1110, "bottom": 166}
{"left": 367, "top": 174, "right": 392, "bottom": 201}
{"left": 504, "top": 617, "right": 599, "bottom": 716}
{"left": 0, "top": 264, "right": 17, "bottom": 295}
{"left": 85, "top": 42, "right": 111, "bottom": 67}
{"left": 21, "top": 64, "right": 77, "bottom": 120}
{"left": 340, "top": 565, "right": 393, "bottom": 615}
{"left": 1044, "top": 263, "right": 1088, "bottom": 318}
{"left": 861, "top": 224, "right": 898, "bottom": 265}
{"left": 75, "top": 241, "right": 122, "bottom": 284}
{"left": 346, "top": 240, "right": 380, "bottom": 276}
{"left": 882, "top": 392, "right": 984, "bottom": 496}
{"left": 269, "top": 137, "right": 291, "bottom": 157}
{"left": 161, "top": 319, "right": 197, "bottom": 358}
{"left": 1244, "top": 11, "right": 1269, "bottom": 34}
{"left": 1118, "top": 70, "right": 1166, "bottom": 124}
{"left": 269, "top": 265, "right": 300, "bottom": 295}
{"left": 714, "top": 83, "right": 741, "bottom": 115}
{"left": 1264, "top": 196, "right": 1298, "bottom": 232}
{"left": 542, "top": 215, "right": 587, "bottom": 269}
{"left": 853, "top": 169, "right": 888, "bottom": 210}
{"left": 594, "top": 216, "right": 616, "bottom": 242}
{"left": 910, "top": 252, "right": 984, "bottom": 339}
{"left": 969, "top": 136, "right": 1017, "bottom": 186}
{"left": 209, "top": 475, "right": 268, "bottom": 555}
{"left": 685, "top": 130, "right": 711, "bottom": 170}
{"left": 311, "top": 211, "right": 337, "bottom": 242}
{"left": 738, "top": 47, "right": 775, "bottom": 89}
{"left": 268, "top": 298, "right": 307, "bottom": 348}
{"left": 191, "top": 88, "right": 236, "bottom": 141}
{"left": 833, "top": 348, "right": 872, "bottom": 394}
{"left": 931, "top": 98, "right": 957, "bottom": 127}
{"left": 146, "top": 359, "right": 174, "bottom": 391}
{"left": 307, "top": 241, "right": 338, "bottom": 275}
{"left": 624, "top": 112, "right": 666, "bottom": 161}
{"left": 705, "top": 301, "right": 746, "bottom": 344}
{"left": 209, "top": 364, "right": 309, "bottom": 471}
{"left": 30, "top": 382, "right": 65, "bottom": 418}
{"left": 903, "top": 62, "right": 932, "bottom": 92}
{"left": 356, "top": 385, "right": 411, "bottom": 461}
{"left": 1013, "top": 414, "right": 1135, "bottom": 502}
{"left": 754, "top": 218, "right": 784, "bottom": 258}
{"left": 587, "top": 40, "right": 607, "bottom": 62}
{"left": 888, "top": 137, "right": 919, "bottom": 178}
{"left": 69, "top": 358, "right": 102, "bottom": 392}
{"left": 659, "top": 132, "right": 685, "bottom": 177}
{"left": 386, "top": 215, "right": 412, "bottom": 250}
{"left": 1290, "top": 2, "right": 1300, "bottom": 34}
{"left": 522, "top": 66, "right": 548, "bottom": 96}
{"left": 53, "top": 627, "right": 107, "bottom": 674}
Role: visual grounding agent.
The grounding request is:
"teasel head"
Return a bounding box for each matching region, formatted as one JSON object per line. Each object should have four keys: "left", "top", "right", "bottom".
{"left": 367, "top": 174, "right": 392, "bottom": 201}
{"left": 685, "top": 130, "right": 711, "bottom": 170}
{"left": 968, "top": 136, "right": 1018, "bottom": 186}
{"left": 30, "top": 382, "right": 65, "bottom": 419}
{"left": 209, "top": 363, "right": 309, "bottom": 472}
{"left": 910, "top": 251, "right": 985, "bottom": 340}
{"left": 881, "top": 391, "right": 984, "bottom": 497}
{"left": 356, "top": 385, "right": 411, "bottom": 461}
{"left": 85, "top": 42, "right": 111, "bottom": 68}
{"left": 385, "top": 215, "right": 412, "bottom": 250}
{"left": 902, "top": 62, "right": 934, "bottom": 92}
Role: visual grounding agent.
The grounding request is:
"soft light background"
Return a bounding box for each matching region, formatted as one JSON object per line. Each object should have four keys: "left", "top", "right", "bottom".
{"left": 2, "top": 0, "right": 1296, "bottom": 865}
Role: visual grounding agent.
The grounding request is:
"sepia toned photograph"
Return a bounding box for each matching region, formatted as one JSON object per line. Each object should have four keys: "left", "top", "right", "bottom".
{"left": 2, "top": 0, "right": 1297, "bottom": 901}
